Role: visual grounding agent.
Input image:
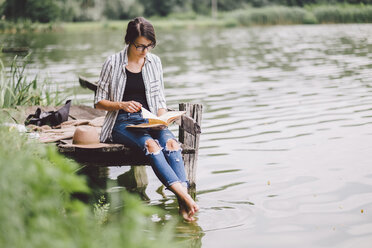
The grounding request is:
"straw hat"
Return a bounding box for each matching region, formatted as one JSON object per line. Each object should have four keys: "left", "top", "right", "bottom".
{"left": 70, "top": 126, "right": 110, "bottom": 148}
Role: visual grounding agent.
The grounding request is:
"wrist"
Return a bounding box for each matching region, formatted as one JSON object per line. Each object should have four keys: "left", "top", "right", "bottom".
{"left": 116, "top": 102, "right": 124, "bottom": 110}
{"left": 157, "top": 108, "right": 167, "bottom": 116}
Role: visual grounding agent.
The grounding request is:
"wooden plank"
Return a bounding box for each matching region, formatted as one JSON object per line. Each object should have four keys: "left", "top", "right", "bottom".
{"left": 58, "top": 142, "right": 194, "bottom": 153}
{"left": 79, "top": 76, "right": 98, "bottom": 92}
{"left": 68, "top": 105, "right": 105, "bottom": 120}
{"left": 58, "top": 143, "right": 195, "bottom": 167}
{"left": 58, "top": 143, "right": 125, "bottom": 153}
{"left": 179, "top": 103, "right": 203, "bottom": 196}
{"left": 60, "top": 147, "right": 149, "bottom": 166}
{"left": 2, "top": 47, "right": 29, "bottom": 53}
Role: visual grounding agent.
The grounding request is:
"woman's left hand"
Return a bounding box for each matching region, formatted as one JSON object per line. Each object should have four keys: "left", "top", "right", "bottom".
{"left": 157, "top": 108, "right": 167, "bottom": 117}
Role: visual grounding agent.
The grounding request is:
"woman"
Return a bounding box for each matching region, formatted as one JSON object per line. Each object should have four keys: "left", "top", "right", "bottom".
{"left": 95, "top": 17, "right": 199, "bottom": 221}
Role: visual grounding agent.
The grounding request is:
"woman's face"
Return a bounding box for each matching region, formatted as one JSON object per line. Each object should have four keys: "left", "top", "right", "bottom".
{"left": 129, "top": 36, "right": 154, "bottom": 58}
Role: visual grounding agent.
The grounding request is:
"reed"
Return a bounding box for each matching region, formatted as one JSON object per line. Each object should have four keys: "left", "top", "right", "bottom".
{"left": 226, "top": 6, "right": 315, "bottom": 26}
{"left": 0, "top": 55, "right": 65, "bottom": 108}
{"left": 309, "top": 5, "right": 372, "bottom": 23}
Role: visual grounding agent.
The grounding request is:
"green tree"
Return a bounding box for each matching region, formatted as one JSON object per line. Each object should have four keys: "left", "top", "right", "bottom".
{"left": 2, "top": 0, "right": 27, "bottom": 20}
{"left": 25, "top": 0, "right": 60, "bottom": 22}
{"left": 140, "top": 0, "right": 178, "bottom": 16}
{"left": 103, "top": 0, "right": 144, "bottom": 20}
{"left": 2, "top": 0, "right": 60, "bottom": 22}
{"left": 191, "top": 0, "right": 210, "bottom": 15}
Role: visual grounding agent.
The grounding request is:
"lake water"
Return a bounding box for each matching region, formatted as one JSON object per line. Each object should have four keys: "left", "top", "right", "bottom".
{"left": 1, "top": 23, "right": 372, "bottom": 247}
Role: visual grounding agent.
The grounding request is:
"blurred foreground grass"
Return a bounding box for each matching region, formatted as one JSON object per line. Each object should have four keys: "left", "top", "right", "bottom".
{"left": 0, "top": 118, "right": 182, "bottom": 247}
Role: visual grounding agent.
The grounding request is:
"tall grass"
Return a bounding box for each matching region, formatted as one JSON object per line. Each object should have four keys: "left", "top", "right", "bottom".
{"left": 0, "top": 19, "right": 55, "bottom": 33}
{"left": 0, "top": 119, "right": 182, "bottom": 248}
{"left": 227, "top": 6, "right": 314, "bottom": 26}
{"left": 0, "top": 54, "right": 65, "bottom": 108}
{"left": 224, "top": 5, "right": 372, "bottom": 26}
{"left": 309, "top": 5, "right": 372, "bottom": 23}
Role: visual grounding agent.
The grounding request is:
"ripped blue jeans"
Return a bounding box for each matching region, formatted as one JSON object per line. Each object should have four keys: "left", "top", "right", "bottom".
{"left": 112, "top": 112, "right": 188, "bottom": 188}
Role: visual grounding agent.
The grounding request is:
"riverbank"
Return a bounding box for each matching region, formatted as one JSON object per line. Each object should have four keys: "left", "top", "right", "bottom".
{"left": 0, "top": 4, "right": 371, "bottom": 33}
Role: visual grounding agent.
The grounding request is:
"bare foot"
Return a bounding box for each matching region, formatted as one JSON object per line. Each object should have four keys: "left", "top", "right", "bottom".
{"left": 170, "top": 183, "right": 199, "bottom": 222}
{"left": 178, "top": 199, "right": 195, "bottom": 222}
{"left": 178, "top": 187, "right": 199, "bottom": 221}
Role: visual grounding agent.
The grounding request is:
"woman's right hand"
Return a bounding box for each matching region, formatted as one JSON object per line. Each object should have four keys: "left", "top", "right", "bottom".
{"left": 118, "top": 101, "right": 142, "bottom": 113}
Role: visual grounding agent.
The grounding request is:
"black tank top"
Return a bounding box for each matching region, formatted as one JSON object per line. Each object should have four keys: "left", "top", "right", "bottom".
{"left": 118, "top": 68, "right": 150, "bottom": 114}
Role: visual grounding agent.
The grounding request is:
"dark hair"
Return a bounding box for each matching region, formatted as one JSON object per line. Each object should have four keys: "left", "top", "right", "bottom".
{"left": 125, "top": 17, "right": 156, "bottom": 47}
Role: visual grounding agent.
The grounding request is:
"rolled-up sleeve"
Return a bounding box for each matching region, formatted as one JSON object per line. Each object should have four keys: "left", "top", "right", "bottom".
{"left": 157, "top": 58, "right": 167, "bottom": 109}
{"left": 94, "top": 57, "right": 112, "bottom": 106}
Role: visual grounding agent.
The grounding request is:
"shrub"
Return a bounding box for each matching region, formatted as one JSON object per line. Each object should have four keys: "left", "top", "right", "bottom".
{"left": 0, "top": 118, "right": 181, "bottom": 248}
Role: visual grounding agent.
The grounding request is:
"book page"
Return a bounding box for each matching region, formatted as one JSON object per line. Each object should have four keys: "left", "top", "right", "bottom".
{"left": 141, "top": 107, "right": 185, "bottom": 124}
{"left": 126, "top": 108, "right": 185, "bottom": 129}
{"left": 159, "top": 111, "right": 186, "bottom": 124}
{"left": 141, "top": 107, "right": 160, "bottom": 120}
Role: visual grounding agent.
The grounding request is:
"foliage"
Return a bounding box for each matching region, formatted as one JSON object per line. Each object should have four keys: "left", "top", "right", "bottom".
{"left": 221, "top": 4, "right": 372, "bottom": 25}
{"left": 0, "top": 19, "right": 37, "bottom": 33}
{"left": 140, "top": 0, "right": 179, "bottom": 17}
{"left": 0, "top": 55, "right": 65, "bottom": 108}
{"left": 26, "top": 0, "right": 60, "bottom": 23}
{"left": 1, "top": 0, "right": 372, "bottom": 22}
{"left": 93, "top": 195, "right": 110, "bottom": 224}
{"left": 310, "top": 4, "right": 372, "bottom": 23}
{"left": 103, "top": 0, "right": 144, "bottom": 20}
{"left": 0, "top": 119, "right": 182, "bottom": 248}
{"left": 2, "top": 0, "right": 60, "bottom": 22}
{"left": 227, "top": 6, "right": 311, "bottom": 25}
{"left": 62, "top": 0, "right": 106, "bottom": 21}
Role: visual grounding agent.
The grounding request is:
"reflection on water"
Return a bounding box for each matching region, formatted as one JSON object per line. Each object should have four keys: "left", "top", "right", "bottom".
{"left": 117, "top": 166, "right": 150, "bottom": 201}
{"left": 88, "top": 165, "right": 205, "bottom": 246}
{"left": 1, "top": 24, "right": 372, "bottom": 247}
{"left": 75, "top": 165, "right": 108, "bottom": 204}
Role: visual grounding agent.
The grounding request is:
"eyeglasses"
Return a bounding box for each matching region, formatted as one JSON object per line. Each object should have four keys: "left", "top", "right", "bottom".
{"left": 132, "top": 42, "right": 154, "bottom": 52}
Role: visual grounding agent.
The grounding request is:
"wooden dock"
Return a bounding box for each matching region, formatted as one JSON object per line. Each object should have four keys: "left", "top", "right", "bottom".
{"left": 54, "top": 77, "right": 203, "bottom": 194}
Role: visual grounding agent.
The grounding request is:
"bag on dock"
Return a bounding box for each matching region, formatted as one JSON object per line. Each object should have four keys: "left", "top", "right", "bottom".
{"left": 25, "top": 100, "right": 71, "bottom": 127}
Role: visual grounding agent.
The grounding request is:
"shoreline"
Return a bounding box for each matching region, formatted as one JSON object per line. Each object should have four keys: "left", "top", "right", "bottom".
{"left": 1, "top": 5, "right": 371, "bottom": 34}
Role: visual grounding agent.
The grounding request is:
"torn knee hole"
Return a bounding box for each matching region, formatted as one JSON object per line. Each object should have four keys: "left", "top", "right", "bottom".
{"left": 145, "top": 139, "right": 162, "bottom": 154}
{"left": 166, "top": 139, "right": 180, "bottom": 151}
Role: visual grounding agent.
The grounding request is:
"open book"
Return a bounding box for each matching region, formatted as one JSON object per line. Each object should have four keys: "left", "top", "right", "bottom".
{"left": 126, "top": 108, "right": 186, "bottom": 129}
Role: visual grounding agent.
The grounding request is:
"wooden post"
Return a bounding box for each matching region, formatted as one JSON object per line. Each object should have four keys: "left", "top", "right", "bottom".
{"left": 117, "top": 166, "right": 150, "bottom": 201}
{"left": 179, "top": 103, "right": 203, "bottom": 197}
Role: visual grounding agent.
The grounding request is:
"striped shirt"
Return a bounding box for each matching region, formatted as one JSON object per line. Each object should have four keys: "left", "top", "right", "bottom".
{"left": 94, "top": 45, "right": 167, "bottom": 143}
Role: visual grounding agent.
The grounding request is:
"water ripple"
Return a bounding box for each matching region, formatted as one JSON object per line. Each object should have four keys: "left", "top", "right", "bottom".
{"left": 3, "top": 23, "right": 372, "bottom": 248}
